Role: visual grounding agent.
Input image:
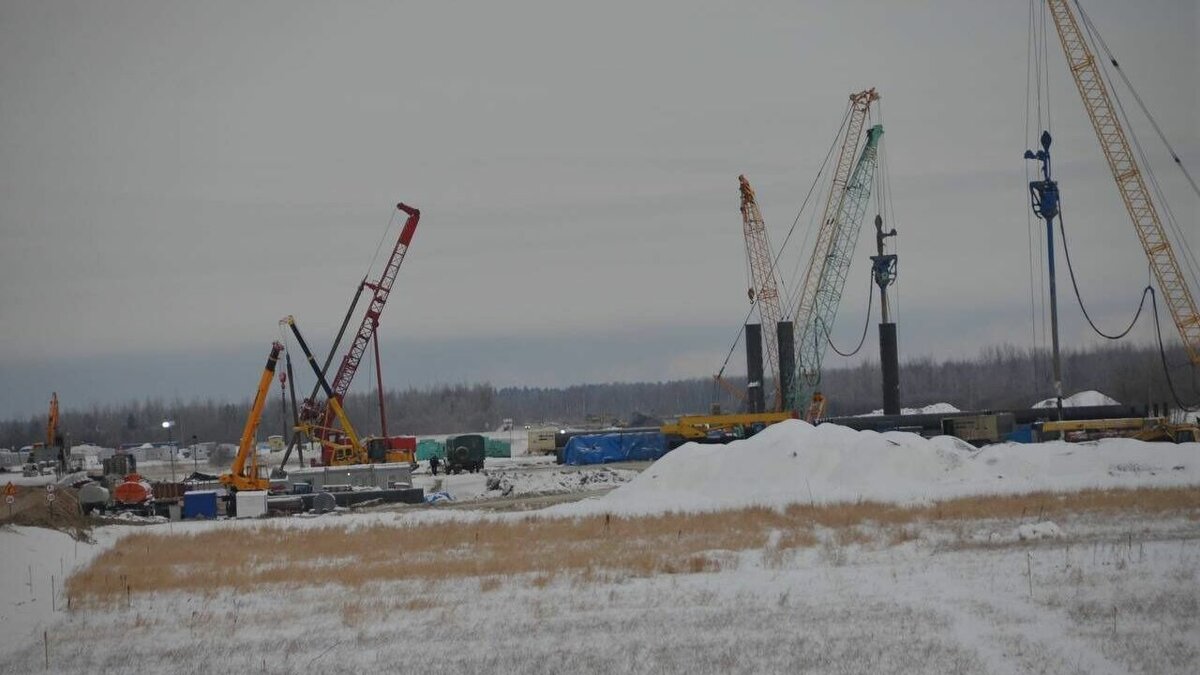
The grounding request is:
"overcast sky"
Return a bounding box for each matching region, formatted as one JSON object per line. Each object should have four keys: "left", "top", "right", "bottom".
{"left": 1, "top": 0, "right": 1196, "bottom": 419}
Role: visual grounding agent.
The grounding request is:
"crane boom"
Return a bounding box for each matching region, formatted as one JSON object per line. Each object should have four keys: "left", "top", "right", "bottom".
{"left": 282, "top": 315, "right": 370, "bottom": 466}
{"left": 787, "top": 89, "right": 879, "bottom": 411}
{"left": 793, "top": 124, "right": 884, "bottom": 414}
{"left": 220, "top": 342, "right": 284, "bottom": 492}
{"left": 738, "top": 175, "right": 784, "bottom": 409}
{"left": 312, "top": 203, "right": 421, "bottom": 438}
{"left": 1045, "top": 0, "right": 1200, "bottom": 364}
{"left": 46, "top": 392, "right": 59, "bottom": 448}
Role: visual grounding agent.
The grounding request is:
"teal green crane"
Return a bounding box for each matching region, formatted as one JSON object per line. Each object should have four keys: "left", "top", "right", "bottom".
{"left": 792, "top": 124, "right": 884, "bottom": 415}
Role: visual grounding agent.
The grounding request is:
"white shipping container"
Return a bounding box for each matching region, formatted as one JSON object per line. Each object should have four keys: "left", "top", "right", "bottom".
{"left": 235, "top": 490, "right": 268, "bottom": 519}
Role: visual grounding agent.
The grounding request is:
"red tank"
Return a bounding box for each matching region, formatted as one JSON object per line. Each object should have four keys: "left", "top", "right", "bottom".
{"left": 113, "top": 473, "right": 153, "bottom": 505}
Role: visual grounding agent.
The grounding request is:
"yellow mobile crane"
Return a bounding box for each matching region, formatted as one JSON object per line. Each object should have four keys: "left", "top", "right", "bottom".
{"left": 219, "top": 342, "right": 284, "bottom": 492}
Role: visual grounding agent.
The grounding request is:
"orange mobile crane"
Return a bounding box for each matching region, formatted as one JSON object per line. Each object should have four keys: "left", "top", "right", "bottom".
{"left": 219, "top": 342, "right": 284, "bottom": 493}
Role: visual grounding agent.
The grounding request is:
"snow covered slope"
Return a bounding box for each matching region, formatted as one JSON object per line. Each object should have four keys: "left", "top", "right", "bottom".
{"left": 560, "top": 419, "right": 1199, "bottom": 515}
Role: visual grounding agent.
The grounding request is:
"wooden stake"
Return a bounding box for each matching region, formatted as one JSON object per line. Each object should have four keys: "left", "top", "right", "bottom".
{"left": 1026, "top": 552, "right": 1033, "bottom": 598}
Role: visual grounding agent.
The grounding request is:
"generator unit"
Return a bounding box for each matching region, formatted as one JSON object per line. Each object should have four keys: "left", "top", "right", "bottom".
{"left": 940, "top": 413, "right": 1015, "bottom": 446}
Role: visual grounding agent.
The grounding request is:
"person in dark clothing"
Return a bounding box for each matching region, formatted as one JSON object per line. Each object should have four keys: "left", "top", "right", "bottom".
{"left": 429, "top": 456, "right": 440, "bottom": 476}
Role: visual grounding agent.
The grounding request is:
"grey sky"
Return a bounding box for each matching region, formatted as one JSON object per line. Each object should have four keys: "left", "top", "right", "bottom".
{"left": 1, "top": 0, "right": 1196, "bottom": 418}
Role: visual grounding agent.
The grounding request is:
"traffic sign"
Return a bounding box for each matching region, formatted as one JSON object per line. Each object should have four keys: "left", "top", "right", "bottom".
{"left": 3, "top": 482, "right": 15, "bottom": 498}
{"left": 4, "top": 495, "right": 13, "bottom": 505}
{"left": 46, "top": 483, "right": 56, "bottom": 493}
{"left": 46, "top": 493, "right": 55, "bottom": 503}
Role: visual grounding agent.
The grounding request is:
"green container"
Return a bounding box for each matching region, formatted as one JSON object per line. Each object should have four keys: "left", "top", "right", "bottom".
{"left": 485, "top": 439, "right": 511, "bottom": 458}
{"left": 416, "top": 439, "right": 445, "bottom": 461}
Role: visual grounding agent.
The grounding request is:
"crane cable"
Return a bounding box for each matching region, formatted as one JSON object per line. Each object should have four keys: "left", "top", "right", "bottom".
{"left": 1074, "top": 0, "right": 1200, "bottom": 202}
{"left": 1058, "top": 203, "right": 1197, "bottom": 410}
{"left": 1150, "top": 287, "right": 1199, "bottom": 412}
{"left": 823, "top": 272, "right": 875, "bottom": 358}
{"left": 1025, "top": 0, "right": 1048, "bottom": 387}
{"left": 713, "top": 105, "right": 854, "bottom": 384}
{"left": 1056, "top": 203, "right": 1151, "bottom": 341}
{"left": 1075, "top": 1, "right": 1200, "bottom": 295}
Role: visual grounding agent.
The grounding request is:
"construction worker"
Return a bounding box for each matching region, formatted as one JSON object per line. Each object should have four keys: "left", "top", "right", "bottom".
{"left": 429, "top": 455, "right": 440, "bottom": 476}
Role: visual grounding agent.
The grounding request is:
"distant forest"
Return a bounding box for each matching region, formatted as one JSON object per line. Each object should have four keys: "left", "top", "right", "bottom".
{"left": 1, "top": 342, "right": 1195, "bottom": 449}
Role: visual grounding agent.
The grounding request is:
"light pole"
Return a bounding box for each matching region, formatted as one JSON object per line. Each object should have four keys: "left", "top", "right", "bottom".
{"left": 162, "top": 419, "right": 176, "bottom": 482}
{"left": 191, "top": 434, "right": 199, "bottom": 475}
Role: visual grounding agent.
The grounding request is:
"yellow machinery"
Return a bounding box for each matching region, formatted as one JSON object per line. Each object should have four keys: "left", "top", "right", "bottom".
{"left": 280, "top": 315, "right": 390, "bottom": 467}
{"left": 220, "top": 342, "right": 284, "bottom": 492}
{"left": 46, "top": 392, "right": 59, "bottom": 448}
{"left": 1040, "top": 417, "right": 1197, "bottom": 443}
{"left": 661, "top": 411, "right": 794, "bottom": 444}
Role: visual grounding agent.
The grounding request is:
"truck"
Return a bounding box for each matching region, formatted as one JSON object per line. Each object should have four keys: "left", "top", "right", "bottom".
{"left": 444, "top": 434, "right": 486, "bottom": 474}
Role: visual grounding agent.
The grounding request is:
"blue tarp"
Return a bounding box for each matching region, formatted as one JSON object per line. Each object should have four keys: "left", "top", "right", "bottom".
{"left": 563, "top": 432, "right": 668, "bottom": 466}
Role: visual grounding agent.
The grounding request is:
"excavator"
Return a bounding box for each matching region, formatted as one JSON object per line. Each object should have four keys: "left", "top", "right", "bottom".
{"left": 219, "top": 342, "right": 285, "bottom": 493}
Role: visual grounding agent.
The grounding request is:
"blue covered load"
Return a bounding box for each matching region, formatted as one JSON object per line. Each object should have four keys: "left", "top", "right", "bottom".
{"left": 563, "top": 432, "right": 668, "bottom": 465}
{"left": 183, "top": 490, "right": 218, "bottom": 519}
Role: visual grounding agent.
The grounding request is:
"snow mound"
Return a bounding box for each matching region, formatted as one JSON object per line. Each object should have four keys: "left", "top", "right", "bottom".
{"left": 480, "top": 468, "right": 637, "bottom": 499}
{"left": 1017, "top": 521, "right": 1063, "bottom": 541}
{"left": 554, "top": 419, "right": 1200, "bottom": 515}
{"left": 1032, "top": 390, "right": 1119, "bottom": 408}
{"left": 861, "top": 402, "right": 961, "bottom": 416}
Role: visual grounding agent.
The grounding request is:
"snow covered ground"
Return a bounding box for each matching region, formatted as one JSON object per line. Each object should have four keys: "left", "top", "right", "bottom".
{"left": 408, "top": 457, "right": 638, "bottom": 503}
{"left": 1, "top": 510, "right": 1196, "bottom": 674}
{"left": 2, "top": 419, "right": 1197, "bottom": 673}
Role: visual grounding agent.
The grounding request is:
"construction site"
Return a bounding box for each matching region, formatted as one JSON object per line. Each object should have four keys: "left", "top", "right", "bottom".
{"left": 1, "top": 1, "right": 1198, "bottom": 673}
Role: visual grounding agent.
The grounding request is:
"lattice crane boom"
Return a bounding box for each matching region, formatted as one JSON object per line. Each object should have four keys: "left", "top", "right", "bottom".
{"left": 783, "top": 89, "right": 880, "bottom": 413}
{"left": 739, "top": 175, "right": 784, "bottom": 409}
{"left": 1045, "top": 0, "right": 1200, "bottom": 365}
{"left": 312, "top": 203, "right": 421, "bottom": 439}
{"left": 792, "top": 124, "right": 884, "bottom": 413}
{"left": 791, "top": 90, "right": 879, "bottom": 336}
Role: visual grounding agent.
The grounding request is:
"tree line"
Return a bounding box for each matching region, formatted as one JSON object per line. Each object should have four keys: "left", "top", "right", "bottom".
{"left": 1, "top": 341, "right": 1195, "bottom": 449}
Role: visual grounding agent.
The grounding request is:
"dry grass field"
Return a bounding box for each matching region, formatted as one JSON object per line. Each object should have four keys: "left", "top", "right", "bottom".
{"left": 66, "top": 486, "right": 1200, "bottom": 608}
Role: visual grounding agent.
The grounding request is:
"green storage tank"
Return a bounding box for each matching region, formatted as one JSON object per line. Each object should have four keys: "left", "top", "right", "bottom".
{"left": 485, "top": 439, "right": 511, "bottom": 458}
{"left": 416, "top": 439, "right": 445, "bottom": 461}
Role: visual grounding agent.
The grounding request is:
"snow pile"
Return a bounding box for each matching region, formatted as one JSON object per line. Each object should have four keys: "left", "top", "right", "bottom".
{"left": 481, "top": 467, "right": 637, "bottom": 498}
{"left": 1033, "top": 390, "right": 1120, "bottom": 408}
{"left": 1016, "top": 521, "right": 1063, "bottom": 541}
{"left": 558, "top": 419, "right": 1200, "bottom": 515}
{"left": 861, "top": 402, "right": 961, "bottom": 416}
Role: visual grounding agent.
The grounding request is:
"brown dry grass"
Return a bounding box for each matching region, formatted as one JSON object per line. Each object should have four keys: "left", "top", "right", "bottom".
{"left": 66, "top": 486, "right": 1199, "bottom": 606}
{"left": 0, "top": 485, "right": 93, "bottom": 541}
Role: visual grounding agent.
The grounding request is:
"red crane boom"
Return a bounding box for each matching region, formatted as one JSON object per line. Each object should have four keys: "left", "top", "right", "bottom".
{"left": 315, "top": 203, "right": 421, "bottom": 443}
